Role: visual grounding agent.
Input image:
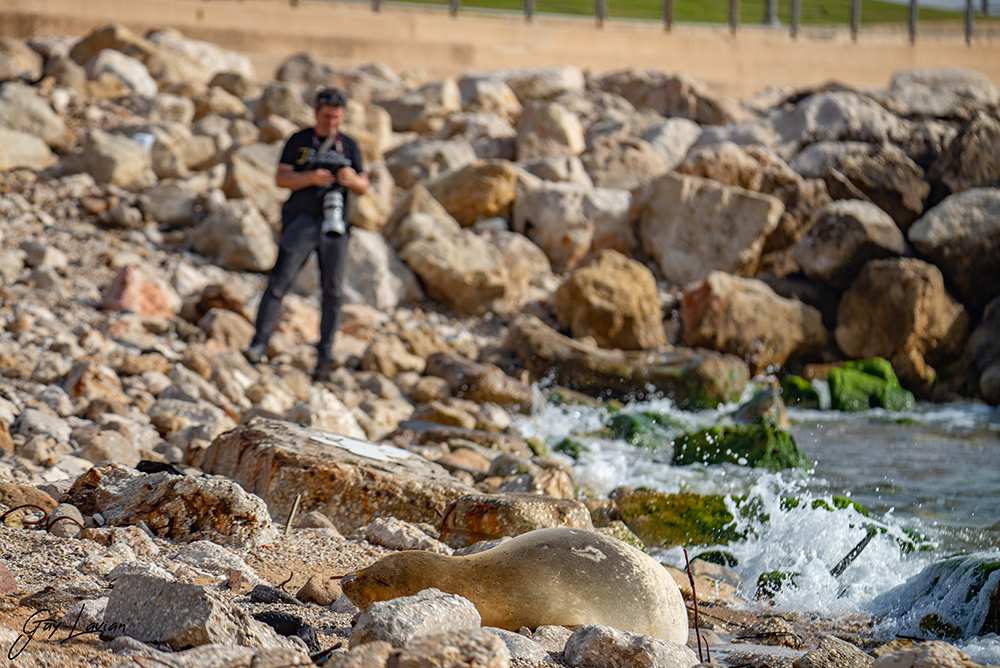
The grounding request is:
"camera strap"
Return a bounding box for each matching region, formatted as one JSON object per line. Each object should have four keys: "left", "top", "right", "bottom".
{"left": 305, "top": 133, "right": 337, "bottom": 170}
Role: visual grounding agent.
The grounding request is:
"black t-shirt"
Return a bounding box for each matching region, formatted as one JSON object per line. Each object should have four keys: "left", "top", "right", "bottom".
{"left": 279, "top": 128, "right": 365, "bottom": 219}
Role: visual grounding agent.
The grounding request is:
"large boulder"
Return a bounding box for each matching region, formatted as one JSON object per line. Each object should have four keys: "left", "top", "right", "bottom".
{"left": 200, "top": 417, "right": 476, "bottom": 533}
{"left": 789, "top": 141, "right": 930, "bottom": 231}
{"left": 0, "top": 38, "right": 42, "bottom": 82}
{"left": 926, "top": 111, "right": 1000, "bottom": 198}
{"left": 145, "top": 27, "right": 256, "bottom": 82}
{"left": 70, "top": 24, "right": 206, "bottom": 87}
{"left": 513, "top": 182, "right": 632, "bottom": 272}
{"left": 256, "top": 82, "right": 314, "bottom": 128}
{"left": 580, "top": 134, "right": 667, "bottom": 190}
{"left": 385, "top": 139, "right": 477, "bottom": 190}
{"left": 222, "top": 142, "right": 289, "bottom": 225}
{"left": 81, "top": 128, "right": 154, "bottom": 187}
{"left": 83, "top": 49, "right": 158, "bottom": 98}
{"left": 425, "top": 159, "right": 519, "bottom": 227}
{"left": 637, "top": 172, "right": 784, "bottom": 284}
{"left": 398, "top": 228, "right": 510, "bottom": 316}
{"left": 66, "top": 462, "right": 278, "bottom": 548}
{"left": 344, "top": 228, "right": 424, "bottom": 310}
{"left": 189, "top": 199, "right": 278, "bottom": 272}
{"left": 424, "top": 351, "right": 534, "bottom": 410}
{"left": 907, "top": 188, "right": 1000, "bottom": 311}
{"left": 640, "top": 118, "right": 703, "bottom": 170}
{"left": 379, "top": 78, "right": 462, "bottom": 133}
{"left": 769, "top": 91, "right": 914, "bottom": 153}
{"left": 595, "top": 68, "right": 749, "bottom": 126}
{"left": 881, "top": 68, "right": 1000, "bottom": 120}
{"left": 438, "top": 112, "right": 517, "bottom": 161}
{"left": 682, "top": 272, "right": 827, "bottom": 375}
{"left": 494, "top": 65, "right": 585, "bottom": 102}
{"left": 516, "top": 100, "right": 585, "bottom": 161}
{"left": 505, "top": 315, "right": 749, "bottom": 409}
{"left": 458, "top": 76, "right": 522, "bottom": 122}
{"left": 0, "top": 82, "right": 73, "bottom": 152}
{"left": 835, "top": 258, "right": 970, "bottom": 385}
{"left": 793, "top": 199, "right": 907, "bottom": 289}
{"left": 554, "top": 249, "right": 666, "bottom": 351}
{"left": 964, "top": 296, "right": 1000, "bottom": 405}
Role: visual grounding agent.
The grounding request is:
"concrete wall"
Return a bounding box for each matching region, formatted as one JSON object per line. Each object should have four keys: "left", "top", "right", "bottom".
{"left": 2, "top": 0, "right": 998, "bottom": 97}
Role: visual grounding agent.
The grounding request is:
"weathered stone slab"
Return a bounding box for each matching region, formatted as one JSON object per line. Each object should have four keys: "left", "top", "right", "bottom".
{"left": 200, "top": 418, "right": 475, "bottom": 533}
{"left": 438, "top": 492, "right": 594, "bottom": 548}
{"left": 505, "top": 315, "right": 749, "bottom": 409}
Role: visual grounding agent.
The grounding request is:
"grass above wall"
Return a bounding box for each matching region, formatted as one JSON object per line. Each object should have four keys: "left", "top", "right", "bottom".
{"left": 391, "top": 0, "right": 966, "bottom": 24}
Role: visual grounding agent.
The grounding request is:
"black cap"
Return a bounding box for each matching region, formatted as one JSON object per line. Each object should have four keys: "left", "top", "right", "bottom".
{"left": 314, "top": 88, "right": 347, "bottom": 109}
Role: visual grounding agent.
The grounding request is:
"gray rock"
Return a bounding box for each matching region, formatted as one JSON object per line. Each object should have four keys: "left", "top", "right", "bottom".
{"left": 84, "top": 49, "right": 158, "bottom": 98}
{"left": 76, "top": 430, "right": 142, "bottom": 468}
{"left": 349, "top": 588, "right": 481, "bottom": 648}
{"left": 908, "top": 187, "right": 1000, "bottom": 311}
{"left": 496, "top": 65, "right": 585, "bottom": 102}
{"left": 16, "top": 407, "right": 72, "bottom": 444}
{"left": 103, "top": 574, "right": 297, "bottom": 651}
{"left": 0, "top": 126, "right": 56, "bottom": 170}
{"left": 48, "top": 503, "right": 85, "bottom": 538}
{"left": 0, "top": 81, "right": 73, "bottom": 151}
{"left": 65, "top": 461, "right": 277, "bottom": 548}
{"left": 485, "top": 627, "right": 557, "bottom": 664}
{"left": 926, "top": 110, "right": 1000, "bottom": 197}
{"left": 564, "top": 625, "right": 699, "bottom": 668}
{"left": 189, "top": 199, "right": 278, "bottom": 272}
{"left": 793, "top": 635, "right": 872, "bottom": 668}
{"left": 200, "top": 417, "right": 475, "bottom": 535}
{"left": 964, "top": 296, "right": 1000, "bottom": 405}
{"left": 520, "top": 155, "right": 593, "bottom": 187}
{"left": 641, "top": 118, "right": 703, "bottom": 171}
{"left": 794, "top": 199, "right": 907, "bottom": 289}
{"left": 256, "top": 81, "right": 313, "bottom": 128}
{"left": 516, "top": 100, "right": 585, "bottom": 161}
{"left": 637, "top": 172, "right": 784, "bottom": 284}
{"left": 385, "top": 139, "right": 477, "bottom": 190}
{"left": 580, "top": 133, "right": 666, "bottom": 191}
{"left": 882, "top": 68, "right": 1000, "bottom": 120}
{"left": 397, "top": 628, "right": 511, "bottom": 668}
{"left": 222, "top": 142, "right": 288, "bottom": 224}
{"left": 0, "top": 37, "right": 42, "bottom": 82}
{"left": 344, "top": 228, "right": 424, "bottom": 310}
{"left": 380, "top": 78, "right": 461, "bottom": 134}
{"left": 769, "top": 91, "right": 913, "bottom": 153}
{"left": 175, "top": 540, "right": 267, "bottom": 587}
{"left": 594, "top": 68, "right": 748, "bottom": 126}
{"left": 82, "top": 128, "right": 154, "bottom": 187}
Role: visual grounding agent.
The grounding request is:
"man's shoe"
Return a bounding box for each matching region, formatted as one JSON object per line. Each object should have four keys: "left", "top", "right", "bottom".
{"left": 243, "top": 343, "right": 268, "bottom": 364}
{"left": 312, "top": 355, "right": 337, "bottom": 381}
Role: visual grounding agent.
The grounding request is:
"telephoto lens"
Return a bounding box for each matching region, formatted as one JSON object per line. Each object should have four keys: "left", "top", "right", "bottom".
{"left": 321, "top": 188, "right": 345, "bottom": 236}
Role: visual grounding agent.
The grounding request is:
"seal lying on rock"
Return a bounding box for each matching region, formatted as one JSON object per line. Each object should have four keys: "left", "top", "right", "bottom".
{"left": 341, "top": 527, "right": 688, "bottom": 643}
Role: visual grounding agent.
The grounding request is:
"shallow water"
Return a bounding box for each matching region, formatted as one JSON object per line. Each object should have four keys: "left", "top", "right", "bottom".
{"left": 513, "top": 395, "right": 1000, "bottom": 662}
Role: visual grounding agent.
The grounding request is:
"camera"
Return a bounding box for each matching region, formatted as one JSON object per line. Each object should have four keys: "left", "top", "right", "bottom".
{"left": 322, "top": 187, "right": 346, "bottom": 236}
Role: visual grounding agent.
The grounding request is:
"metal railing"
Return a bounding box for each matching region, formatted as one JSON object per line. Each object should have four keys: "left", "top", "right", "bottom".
{"left": 355, "top": 0, "right": 995, "bottom": 44}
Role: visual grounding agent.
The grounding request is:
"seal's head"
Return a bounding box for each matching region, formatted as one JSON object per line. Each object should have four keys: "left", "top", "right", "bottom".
{"left": 341, "top": 551, "right": 445, "bottom": 609}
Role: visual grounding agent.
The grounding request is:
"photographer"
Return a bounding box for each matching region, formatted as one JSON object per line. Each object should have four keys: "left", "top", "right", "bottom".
{"left": 243, "top": 88, "right": 369, "bottom": 379}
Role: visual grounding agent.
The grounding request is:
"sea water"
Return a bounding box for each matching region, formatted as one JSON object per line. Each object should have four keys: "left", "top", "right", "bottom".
{"left": 513, "top": 394, "right": 1000, "bottom": 663}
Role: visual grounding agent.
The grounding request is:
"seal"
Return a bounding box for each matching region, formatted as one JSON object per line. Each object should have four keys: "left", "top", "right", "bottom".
{"left": 340, "top": 526, "right": 688, "bottom": 644}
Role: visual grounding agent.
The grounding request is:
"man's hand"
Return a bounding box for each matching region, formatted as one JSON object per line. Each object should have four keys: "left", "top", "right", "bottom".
{"left": 312, "top": 169, "right": 337, "bottom": 187}
{"left": 335, "top": 166, "right": 370, "bottom": 195}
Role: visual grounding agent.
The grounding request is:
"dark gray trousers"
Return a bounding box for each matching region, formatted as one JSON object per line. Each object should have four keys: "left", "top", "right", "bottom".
{"left": 250, "top": 209, "right": 350, "bottom": 358}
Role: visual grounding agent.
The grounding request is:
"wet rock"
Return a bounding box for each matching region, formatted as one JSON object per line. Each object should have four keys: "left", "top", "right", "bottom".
{"left": 563, "top": 624, "right": 699, "bottom": 668}
{"left": 793, "top": 635, "right": 872, "bottom": 668}
{"left": 201, "top": 417, "right": 474, "bottom": 534}
{"left": 835, "top": 258, "right": 970, "bottom": 385}
{"left": 350, "top": 588, "right": 482, "bottom": 647}
{"left": 828, "top": 358, "right": 916, "bottom": 412}
{"left": 66, "top": 461, "right": 278, "bottom": 548}
{"left": 424, "top": 351, "right": 533, "bottom": 410}
{"left": 506, "top": 314, "right": 749, "bottom": 409}
{"left": 964, "top": 296, "right": 1000, "bottom": 405}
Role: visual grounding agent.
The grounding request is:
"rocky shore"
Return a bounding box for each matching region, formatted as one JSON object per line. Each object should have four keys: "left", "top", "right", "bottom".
{"left": 1, "top": 24, "right": 999, "bottom": 668}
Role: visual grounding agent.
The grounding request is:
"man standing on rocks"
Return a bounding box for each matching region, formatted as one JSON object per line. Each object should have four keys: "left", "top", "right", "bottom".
{"left": 243, "top": 89, "right": 369, "bottom": 379}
